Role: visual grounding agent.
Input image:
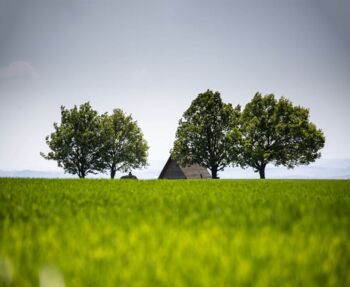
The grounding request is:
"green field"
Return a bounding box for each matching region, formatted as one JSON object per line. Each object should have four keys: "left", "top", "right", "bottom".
{"left": 0, "top": 179, "right": 349, "bottom": 286}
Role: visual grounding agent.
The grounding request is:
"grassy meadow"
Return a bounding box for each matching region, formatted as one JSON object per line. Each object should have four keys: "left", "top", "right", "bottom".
{"left": 0, "top": 178, "right": 349, "bottom": 286}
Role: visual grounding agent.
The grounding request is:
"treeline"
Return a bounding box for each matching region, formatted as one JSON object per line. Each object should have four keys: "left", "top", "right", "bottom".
{"left": 172, "top": 90, "right": 325, "bottom": 179}
{"left": 41, "top": 104, "right": 148, "bottom": 178}
{"left": 42, "top": 90, "right": 325, "bottom": 179}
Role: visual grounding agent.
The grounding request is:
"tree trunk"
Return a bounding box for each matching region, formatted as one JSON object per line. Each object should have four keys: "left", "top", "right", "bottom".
{"left": 258, "top": 165, "right": 266, "bottom": 179}
{"left": 211, "top": 166, "right": 219, "bottom": 179}
{"left": 110, "top": 164, "right": 116, "bottom": 179}
{"left": 78, "top": 161, "right": 86, "bottom": 178}
{"left": 78, "top": 169, "right": 85, "bottom": 178}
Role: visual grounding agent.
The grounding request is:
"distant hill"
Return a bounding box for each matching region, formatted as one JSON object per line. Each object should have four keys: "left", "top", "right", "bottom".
{"left": 1, "top": 159, "right": 349, "bottom": 179}
{"left": 0, "top": 170, "right": 74, "bottom": 178}
{"left": 220, "top": 159, "right": 350, "bottom": 179}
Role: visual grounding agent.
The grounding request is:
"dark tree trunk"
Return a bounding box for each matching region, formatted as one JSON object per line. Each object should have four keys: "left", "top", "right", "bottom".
{"left": 110, "top": 164, "right": 116, "bottom": 179}
{"left": 258, "top": 165, "right": 266, "bottom": 179}
{"left": 78, "top": 161, "right": 86, "bottom": 178}
{"left": 211, "top": 166, "right": 219, "bottom": 179}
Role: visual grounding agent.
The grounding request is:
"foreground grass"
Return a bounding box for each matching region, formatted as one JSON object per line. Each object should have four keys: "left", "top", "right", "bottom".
{"left": 0, "top": 179, "right": 349, "bottom": 286}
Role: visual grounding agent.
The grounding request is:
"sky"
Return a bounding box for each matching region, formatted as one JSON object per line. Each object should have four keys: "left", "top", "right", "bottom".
{"left": 0, "top": 0, "right": 349, "bottom": 174}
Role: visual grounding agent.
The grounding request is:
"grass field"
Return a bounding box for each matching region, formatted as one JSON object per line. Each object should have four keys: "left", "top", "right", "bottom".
{"left": 0, "top": 179, "right": 349, "bottom": 286}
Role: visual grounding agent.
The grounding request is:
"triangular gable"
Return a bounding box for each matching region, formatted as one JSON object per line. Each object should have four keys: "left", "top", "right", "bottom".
{"left": 158, "top": 156, "right": 211, "bottom": 179}
{"left": 158, "top": 157, "right": 186, "bottom": 179}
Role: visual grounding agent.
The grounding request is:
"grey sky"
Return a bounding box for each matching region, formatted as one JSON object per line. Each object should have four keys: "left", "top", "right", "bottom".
{"left": 0, "top": 0, "right": 349, "bottom": 172}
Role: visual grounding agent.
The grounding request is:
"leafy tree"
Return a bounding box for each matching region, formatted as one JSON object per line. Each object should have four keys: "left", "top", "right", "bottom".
{"left": 41, "top": 102, "right": 104, "bottom": 178}
{"left": 239, "top": 92, "right": 325, "bottom": 179}
{"left": 172, "top": 90, "right": 241, "bottom": 179}
{"left": 99, "top": 109, "right": 148, "bottom": 179}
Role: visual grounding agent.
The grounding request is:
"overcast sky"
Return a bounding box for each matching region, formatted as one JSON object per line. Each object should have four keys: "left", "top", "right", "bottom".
{"left": 0, "top": 0, "right": 349, "bottom": 172}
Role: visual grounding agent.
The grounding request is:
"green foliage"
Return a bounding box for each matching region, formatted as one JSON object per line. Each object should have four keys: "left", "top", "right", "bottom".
{"left": 239, "top": 93, "right": 325, "bottom": 179}
{"left": 99, "top": 109, "right": 148, "bottom": 179}
{"left": 0, "top": 179, "right": 349, "bottom": 286}
{"left": 42, "top": 104, "right": 149, "bottom": 179}
{"left": 41, "top": 102, "right": 103, "bottom": 178}
{"left": 172, "top": 90, "right": 241, "bottom": 178}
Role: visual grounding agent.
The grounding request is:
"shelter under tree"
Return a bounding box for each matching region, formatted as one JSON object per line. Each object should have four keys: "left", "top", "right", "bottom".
{"left": 120, "top": 172, "right": 138, "bottom": 179}
{"left": 158, "top": 156, "right": 211, "bottom": 179}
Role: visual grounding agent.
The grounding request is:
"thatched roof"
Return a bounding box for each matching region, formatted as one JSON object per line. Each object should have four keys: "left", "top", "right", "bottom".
{"left": 158, "top": 157, "right": 211, "bottom": 179}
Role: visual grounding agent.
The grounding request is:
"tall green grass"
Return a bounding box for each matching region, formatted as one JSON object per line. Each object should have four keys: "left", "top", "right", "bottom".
{"left": 0, "top": 179, "right": 349, "bottom": 286}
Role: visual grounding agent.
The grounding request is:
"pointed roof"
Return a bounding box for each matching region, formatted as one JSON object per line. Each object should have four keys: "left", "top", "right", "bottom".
{"left": 158, "top": 156, "right": 211, "bottom": 179}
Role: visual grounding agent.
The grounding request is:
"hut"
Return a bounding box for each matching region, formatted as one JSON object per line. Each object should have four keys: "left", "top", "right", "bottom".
{"left": 120, "top": 172, "right": 138, "bottom": 179}
{"left": 158, "top": 156, "right": 211, "bottom": 179}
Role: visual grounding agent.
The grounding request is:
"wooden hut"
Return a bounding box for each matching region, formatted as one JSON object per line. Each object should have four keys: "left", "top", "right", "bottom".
{"left": 158, "top": 157, "right": 211, "bottom": 179}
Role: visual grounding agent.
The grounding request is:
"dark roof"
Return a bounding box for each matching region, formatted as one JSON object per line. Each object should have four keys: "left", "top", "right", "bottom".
{"left": 120, "top": 172, "right": 138, "bottom": 179}
{"left": 158, "top": 156, "right": 211, "bottom": 179}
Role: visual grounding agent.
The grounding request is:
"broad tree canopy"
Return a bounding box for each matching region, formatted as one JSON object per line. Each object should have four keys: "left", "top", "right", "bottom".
{"left": 172, "top": 90, "right": 241, "bottom": 179}
{"left": 99, "top": 109, "right": 148, "bottom": 179}
{"left": 239, "top": 93, "right": 325, "bottom": 179}
{"left": 41, "top": 102, "right": 103, "bottom": 178}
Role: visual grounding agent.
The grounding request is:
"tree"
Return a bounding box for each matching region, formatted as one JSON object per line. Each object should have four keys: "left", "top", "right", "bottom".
{"left": 41, "top": 102, "right": 104, "bottom": 178}
{"left": 99, "top": 109, "right": 148, "bottom": 179}
{"left": 172, "top": 89, "right": 241, "bottom": 179}
{"left": 239, "top": 92, "right": 325, "bottom": 179}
